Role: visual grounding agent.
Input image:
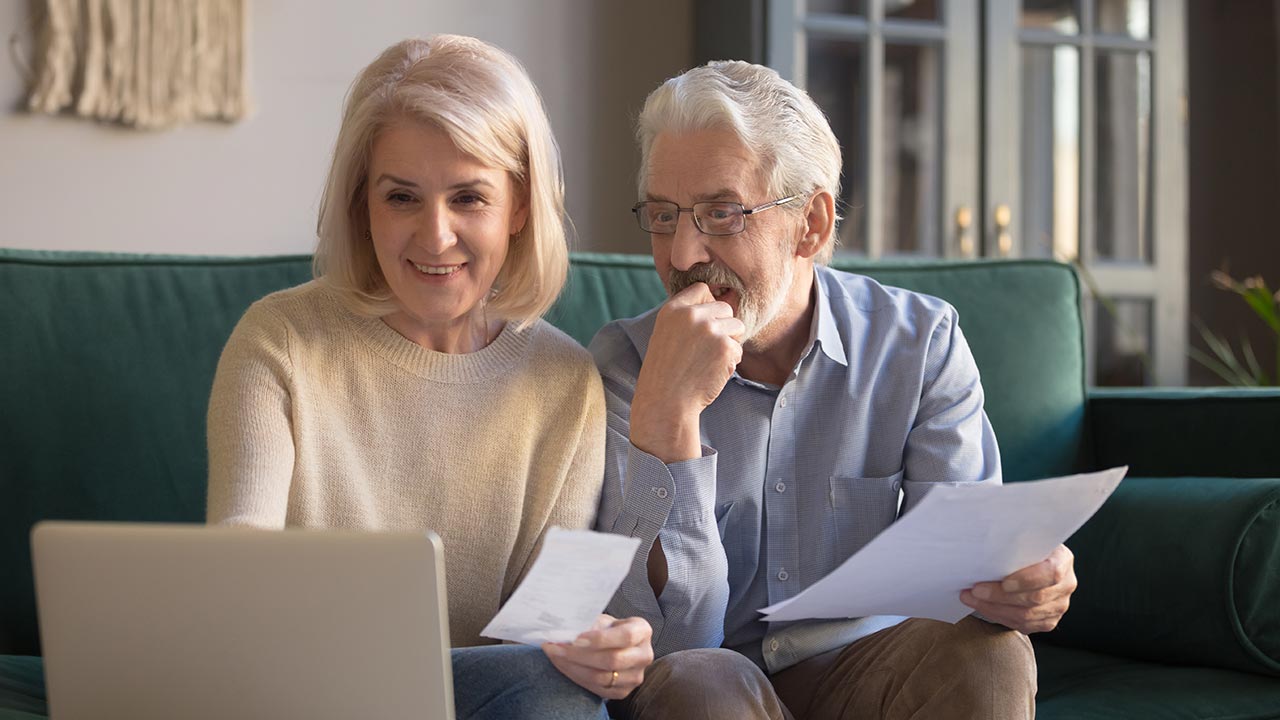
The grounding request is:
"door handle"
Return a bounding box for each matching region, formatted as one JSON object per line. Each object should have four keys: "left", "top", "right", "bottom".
{"left": 994, "top": 204, "right": 1013, "bottom": 257}
{"left": 954, "top": 206, "right": 974, "bottom": 258}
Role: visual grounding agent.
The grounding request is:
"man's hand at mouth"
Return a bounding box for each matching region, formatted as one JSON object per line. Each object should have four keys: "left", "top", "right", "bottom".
{"left": 630, "top": 282, "right": 745, "bottom": 463}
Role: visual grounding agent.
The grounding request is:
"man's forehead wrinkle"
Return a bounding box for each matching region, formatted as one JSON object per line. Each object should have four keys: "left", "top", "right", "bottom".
{"left": 647, "top": 138, "right": 765, "bottom": 202}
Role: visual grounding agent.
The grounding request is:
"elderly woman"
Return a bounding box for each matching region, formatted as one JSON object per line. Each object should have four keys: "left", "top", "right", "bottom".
{"left": 206, "top": 35, "right": 651, "bottom": 719}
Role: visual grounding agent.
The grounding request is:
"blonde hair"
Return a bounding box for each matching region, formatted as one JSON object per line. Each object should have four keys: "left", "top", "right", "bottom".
{"left": 636, "top": 61, "right": 843, "bottom": 263}
{"left": 314, "top": 35, "right": 569, "bottom": 325}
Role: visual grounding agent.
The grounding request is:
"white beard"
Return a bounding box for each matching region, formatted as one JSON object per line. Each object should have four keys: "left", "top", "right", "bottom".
{"left": 739, "top": 257, "right": 794, "bottom": 347}
{"left": 665, "top": 249, "right": 797, "bottom": 346}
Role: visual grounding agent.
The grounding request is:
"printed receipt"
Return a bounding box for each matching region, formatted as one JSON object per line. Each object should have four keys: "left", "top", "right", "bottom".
{"left": 482, "top": 527, "right": 641, "bottom": 645}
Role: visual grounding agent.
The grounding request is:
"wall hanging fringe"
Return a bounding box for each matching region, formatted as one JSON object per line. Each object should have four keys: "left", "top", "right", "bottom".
{"left": 26, "top": 0, "right": 251, "bottom": 129}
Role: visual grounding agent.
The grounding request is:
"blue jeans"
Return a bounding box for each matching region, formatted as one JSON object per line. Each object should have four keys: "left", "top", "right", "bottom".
{"left": 0, "top": 648, "right": 606, "bottom": 720}
{"left": 452, "top": 645, "right": 609, "bottom": 720}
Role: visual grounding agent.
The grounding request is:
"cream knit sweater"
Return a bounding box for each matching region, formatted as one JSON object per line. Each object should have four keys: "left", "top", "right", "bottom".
{"left": 206, "top": 281, "right": 606, "bottom": 648}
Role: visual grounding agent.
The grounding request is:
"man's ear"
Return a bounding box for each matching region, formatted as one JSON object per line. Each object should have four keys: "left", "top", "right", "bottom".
{"left": 796, "top": 190, "right": 836, "bottom": 260}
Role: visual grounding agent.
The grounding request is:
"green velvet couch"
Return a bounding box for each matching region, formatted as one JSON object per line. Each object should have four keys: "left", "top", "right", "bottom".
{"left": 2, "top": 248, "right": 1279, "bottom": 719}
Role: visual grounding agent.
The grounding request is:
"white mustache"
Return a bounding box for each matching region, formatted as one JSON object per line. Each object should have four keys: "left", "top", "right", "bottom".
{"left": 667, "top": 263, "right": 746, "bottom": 296}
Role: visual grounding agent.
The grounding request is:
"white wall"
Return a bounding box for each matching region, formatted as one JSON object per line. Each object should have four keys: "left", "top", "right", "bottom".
{"left": 0, "top": 1, "right": 690, "bottom": 255}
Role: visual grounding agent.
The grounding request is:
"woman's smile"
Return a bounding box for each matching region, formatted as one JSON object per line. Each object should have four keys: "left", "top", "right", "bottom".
{"left": 409, "top": 259, "right": 468, "bottom": 280}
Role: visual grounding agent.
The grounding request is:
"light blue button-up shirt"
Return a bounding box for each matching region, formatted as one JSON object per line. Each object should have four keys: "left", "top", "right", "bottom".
{"left": 591, "top": 265, "right": 1001, "bottom": 673}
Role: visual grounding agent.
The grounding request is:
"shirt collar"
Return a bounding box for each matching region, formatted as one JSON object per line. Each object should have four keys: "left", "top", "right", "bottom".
{"left": 809, "top": 265, "right": 849, "bottom": 367}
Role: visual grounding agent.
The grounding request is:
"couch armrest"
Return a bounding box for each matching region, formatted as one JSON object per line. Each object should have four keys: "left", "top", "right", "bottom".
{"left": 1088, "top": 388, "right": 1280, "bottom": 478}
{"left": 1045, "top": 476, "right": 1280, "bottom": 677}
{"left": 0, "top": 655, "right": 45, "bottom": 717}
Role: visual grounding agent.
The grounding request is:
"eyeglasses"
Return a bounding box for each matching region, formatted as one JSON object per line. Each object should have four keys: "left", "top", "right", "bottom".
{"left": 631, "top": 195, "right": 801, "bottom": 236}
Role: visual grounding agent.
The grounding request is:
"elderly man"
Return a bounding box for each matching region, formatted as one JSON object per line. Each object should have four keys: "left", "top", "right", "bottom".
{"left": 590, "top": 61, "right": 1075, "bottom": 720}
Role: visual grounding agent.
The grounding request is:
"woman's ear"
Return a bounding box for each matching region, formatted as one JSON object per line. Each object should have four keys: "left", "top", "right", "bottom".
{"left": 511, "top": 184, "right": 531, "bottom": 236}
{"left": 796, "top": 190, "right": 836, "bottom": 260}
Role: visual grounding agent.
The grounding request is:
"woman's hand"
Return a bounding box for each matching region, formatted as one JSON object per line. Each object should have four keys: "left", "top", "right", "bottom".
{"left": 541, "top": 614, "right": 654, "bottom": 700}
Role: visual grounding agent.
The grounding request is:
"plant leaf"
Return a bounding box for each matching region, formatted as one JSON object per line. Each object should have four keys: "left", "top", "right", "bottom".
{"left": 1187, "top": 345, "right": 1252, "bottom": 386}
{"left": 1241, "top": 287, "right": 1280, "bottom": 336}
{"left": 1241, "top": 336, "right": 1266, "bottom": 384}
{"left": 1191, "top": 320, "right": 1256, "bottom": 386}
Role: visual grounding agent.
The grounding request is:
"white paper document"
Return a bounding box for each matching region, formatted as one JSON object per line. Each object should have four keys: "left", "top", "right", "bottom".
{"left": 759, "top": 466, "right": 1127, "bottom": 624}
{"left": 481, "top": 527, "right": 641, "bottom": 645}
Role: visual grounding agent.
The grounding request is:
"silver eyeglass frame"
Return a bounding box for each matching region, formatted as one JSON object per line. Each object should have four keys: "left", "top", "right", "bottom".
{"left": 631, "top": 194, "right": 802, "bottom": 236}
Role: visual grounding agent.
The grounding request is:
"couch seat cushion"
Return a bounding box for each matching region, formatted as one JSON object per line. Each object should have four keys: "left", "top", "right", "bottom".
{"left": 1035, "top": 642, "right": 1280, "bottom": 719}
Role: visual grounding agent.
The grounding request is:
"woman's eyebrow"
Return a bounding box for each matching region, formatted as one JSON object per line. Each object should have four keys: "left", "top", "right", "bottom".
{"left": 447, "top": 179, "right": 497, "bottom": 191}
{"left": 375, "top": 173, "right": 418, "bottom": 188}
{"left": 374, "top": 175, "right": 497, "bottom": 192}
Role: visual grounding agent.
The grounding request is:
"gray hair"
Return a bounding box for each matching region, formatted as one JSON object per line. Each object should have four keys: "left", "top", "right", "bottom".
{"left": 636, "top": 60, "right": 843, "bottom": 262}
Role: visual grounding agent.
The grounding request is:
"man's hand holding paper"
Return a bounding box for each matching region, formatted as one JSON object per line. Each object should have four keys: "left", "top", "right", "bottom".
{"left": 963, "top": 543, "right": 1078, "bottom": 633}
{"left": 758, "top": 467, "right": 1126, "bottom": 627}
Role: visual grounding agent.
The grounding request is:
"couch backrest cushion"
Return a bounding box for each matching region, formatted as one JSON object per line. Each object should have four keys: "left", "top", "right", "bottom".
{"left": 0, "top": 250, "right": 313, "bottom": 654}
{"left": 0, "top": 249, "right": 1086, "bottom": 655}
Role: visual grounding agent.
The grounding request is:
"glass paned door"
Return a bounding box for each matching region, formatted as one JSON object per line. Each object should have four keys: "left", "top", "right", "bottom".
{"left": 986, "top": 0, "right": 1186, "bottom": 385}
{"left": 766, "top": 0, "right": 1186, "bottom": 385}
{"left": 768, "top": 0, "right": 980, "bottom": 260}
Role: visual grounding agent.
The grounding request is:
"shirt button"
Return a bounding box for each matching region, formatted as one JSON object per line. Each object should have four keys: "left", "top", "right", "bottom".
{"left": 653, "top": 487, "right": 668, "bottom": 499}
{"left": 775, "top": 481, "right": 786, "bottom": 493}
{"left": 777, "top": 569, "right": 789, "bottom": 581}
{"left": 769, "top": 639, "right": 780, "bottom": 653}
{"left": 779, "top": 395, "right": 788, "bottom": 408}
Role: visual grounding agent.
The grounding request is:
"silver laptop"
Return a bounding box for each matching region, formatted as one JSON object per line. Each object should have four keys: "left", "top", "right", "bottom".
{"left": 32, "top": 522, "right": 455, "bottom": 720}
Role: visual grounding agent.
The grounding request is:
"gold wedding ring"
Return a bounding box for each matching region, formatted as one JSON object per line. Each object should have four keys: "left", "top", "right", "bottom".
{"left": 606, "top": 670, "right": 618, "bottom": 689}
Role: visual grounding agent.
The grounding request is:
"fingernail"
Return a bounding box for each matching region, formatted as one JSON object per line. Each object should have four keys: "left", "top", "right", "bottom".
{"left": 573, "top": 638, "right": 591, "bottom": 648}
{"left": 972, "top": 586, "right": 992, "bottom": 600}
{"left": 1002, "top": 580, "right": 1021, "bottom": 593}
{"left": 545, "top": 644, "right": 564, "bottom": 656}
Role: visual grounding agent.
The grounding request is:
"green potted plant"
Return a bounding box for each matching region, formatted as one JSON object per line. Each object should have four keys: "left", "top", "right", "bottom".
{"left": 1190, "top": 272, "right": 1280, "bottom": 386}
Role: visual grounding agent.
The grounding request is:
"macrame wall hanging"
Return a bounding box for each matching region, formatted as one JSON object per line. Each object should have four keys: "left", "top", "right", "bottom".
{"left": 24, "top": 0, "right": 251, "bottom": 130}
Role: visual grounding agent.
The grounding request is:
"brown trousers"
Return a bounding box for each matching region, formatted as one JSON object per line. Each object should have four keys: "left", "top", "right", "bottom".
{"left": 611, "top": 617, "right": 1037, "bottom": 720}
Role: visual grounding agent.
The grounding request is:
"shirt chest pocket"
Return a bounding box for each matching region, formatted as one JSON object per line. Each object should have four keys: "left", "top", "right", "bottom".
{"left": 828, "top": 470, "right": 904, "bottom": 562}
